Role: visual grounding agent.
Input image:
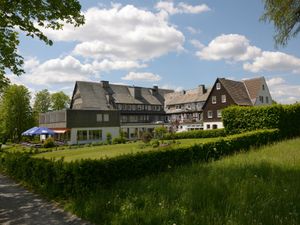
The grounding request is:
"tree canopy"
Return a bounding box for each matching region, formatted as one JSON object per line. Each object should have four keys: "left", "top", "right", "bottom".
{"left": 261, "top": 0, "right": 300, "bottom": 47}
{"left": 51, "top": 91, "right": 70, "bottom": 111}
{"left": 0, "top": 84, "right": 34, "bottom": 142}
{"left": 0, "top": 0, "right": 84, "bottom": 79}
{"left": 33, "top": 89, "right": 51, "bottom": 113}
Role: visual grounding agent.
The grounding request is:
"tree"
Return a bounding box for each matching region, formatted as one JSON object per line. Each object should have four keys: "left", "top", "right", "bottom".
{"left": 33, "top": 89, "right": 51, "bottom": 113}
{"left": 51, "top": 91, "right": 70, "bottom": 111}
{"left": 0, "top": 85, "right": 34, "bottom": 142}
{"left": 154, "top": 126, "right": 168, "bottom": 140}
{"left": 0, "top": 0, "right": 84, "bottom": 77}
{"left": 261, "top": 0, "right": 300, "bottom": 47}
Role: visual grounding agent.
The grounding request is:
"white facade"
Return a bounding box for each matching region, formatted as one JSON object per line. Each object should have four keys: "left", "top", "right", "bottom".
{"left": 203, "top": 122, "right": 224, "bottom": 130}
{"left": 252, "top": 79, "right": 272, "bottom": 106}
{"left": 69, "top": 127, "right": 119, "bottom": 145}
{"left": 176, "top": 123, "right": 203, "bottom": 133}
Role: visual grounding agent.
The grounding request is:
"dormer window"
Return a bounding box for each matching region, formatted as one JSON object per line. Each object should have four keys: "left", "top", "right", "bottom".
{"left": 216, "top": 82, "right": 221, "bottom": 90}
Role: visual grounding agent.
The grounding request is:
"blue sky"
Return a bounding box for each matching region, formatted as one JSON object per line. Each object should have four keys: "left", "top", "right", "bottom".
{"left": 7, "top": 0, "right": 300, "bottom": 104}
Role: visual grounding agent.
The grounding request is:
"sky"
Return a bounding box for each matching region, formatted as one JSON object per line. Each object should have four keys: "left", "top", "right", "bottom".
{"left": 6, "top": 0, "right": 300, "bottom": 104}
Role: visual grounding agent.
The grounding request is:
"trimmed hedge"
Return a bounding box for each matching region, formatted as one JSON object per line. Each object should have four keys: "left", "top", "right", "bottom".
{"left": 222, "top": 104, "right": 300, "bottom": 137}
{"left": 0, "top": 129, "right": 279, "bottom": 199}
{"left": 164, "top": 128, "right": 226, "bottom": 140}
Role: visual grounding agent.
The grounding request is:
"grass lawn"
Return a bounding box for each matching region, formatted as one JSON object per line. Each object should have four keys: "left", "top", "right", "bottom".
{"left": 66, "top": 137, "right": 300, "bottom": 225}
{"left": 34, "top": 137, "right": 219, "bottom": 162}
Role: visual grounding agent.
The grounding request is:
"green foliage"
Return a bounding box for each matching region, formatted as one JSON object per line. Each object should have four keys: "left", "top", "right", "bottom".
{"left": 164, "top": 129, "right": 226, "bottom": 140}
{"left": 112, "top": 137, "right": 127, "bottom": 144}
{"left": 0, "top": 129, "right": 280, "bottom": 199}
{"left": 261, "top": 0, "right": 300, "bottom": 47}
{"left": 33, "top": 89, "right": 51, "bottom": 113}
{"left": 0, "top": 85, "right": 35, "bottom": 142}
{"left": 43, "top": 137, "right": 55, "bottom": 148}
{"left": 150, "top": 139, "right": 160, "bottom": 148}
{"left": 222, "top": 104, "right": 300, "bottom": 137}
{"left": 51, "top": 91, "right": 70, "bottom": 110}
{"left": 106, "top": 132, "right": 112, "bottom": 145}
{"left": 141, "top": 132, "right": 152, "bottom": 143}
{"left": 0, "top": 0, "right": 84, "bottom": 78}
{"left": 154, "top": 126, "right": 167, "bottom": 140}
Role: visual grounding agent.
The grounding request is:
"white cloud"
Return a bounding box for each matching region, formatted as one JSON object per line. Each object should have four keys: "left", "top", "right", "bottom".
{"left": 10, "top": 56, "right": 95, "bottom": 87}
{"left": 161, "top": 84, "right": 183, "bottom": 92}
{"left": 155, "top": 1, "right": 210, "bottom": 15}
{"left": 122, "top": 72, "right": 161, "bottom": 82}
{"left": 267, "top": 77, "right": 300, "bottom": 104}
{"left": 187, "top": 26, "right": 200, "bottom": 34}
{"left": 24, "top": 57, "right": 40, "bottom": 71}
{"left": 190, "top": 39, "right": 204, "bottom": 49}
{"left": 196, "top": 34, "right": 262, "bottom": 61}
{"left": 41, "top": 5, "right": 184, "bottom": 62}
{"left": 92, "top": 59, "right": 147, "bottom": 71}
{"left": 243, "top": 51, "right": 300, "bottom": 74}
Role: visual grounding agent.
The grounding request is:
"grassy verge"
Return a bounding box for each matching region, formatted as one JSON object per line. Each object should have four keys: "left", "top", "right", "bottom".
{"left": 34, "top": 138, "right": 219, "bottom": 162}
{"left": 66, "top": 137, "right": 300, "bottom": 225}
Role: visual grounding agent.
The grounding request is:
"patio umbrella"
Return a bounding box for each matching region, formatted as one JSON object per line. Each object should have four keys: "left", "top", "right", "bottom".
{"left": 22, "top": 126, "right": 39, "bottom": 136}
{"left": 22, "top": 127, "right": 56, "bottom": 136}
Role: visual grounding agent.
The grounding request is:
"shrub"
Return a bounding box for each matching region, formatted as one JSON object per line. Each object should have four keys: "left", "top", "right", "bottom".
{"left": 43, "top": 137, "right": 55, "bottom": 148}
{"left": 112, "top": 137, "right": 127, "bottom": 144}
{"left": 222, "top": 104, "right": 300, "bottom": 137}
{"left": 154, "top": 126, "right": 168, "bottom": 140}
{"left": 106, "top": 132, "right": 112, "bottom": 144}
{"left": 164, "top": 129, "right": 226, "bottom": 140}
{"left": 141, "top": 132, "right": 152, "bottom": 143}
{"left": 150, "top": 139, "right": 159, "bottom": 148}
{"left": 0, "top": 129, "right": 280, "bottom": 199}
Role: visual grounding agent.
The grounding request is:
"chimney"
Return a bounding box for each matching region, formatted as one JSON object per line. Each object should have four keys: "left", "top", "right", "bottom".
{"left": 198, "top": 85, "right": 206, "bottom": 95}
{"left": 151, "top": 85, "right": 158, "bottom": 95}
{"left": 101, "top": 80, "right": 109, "bottom": 88}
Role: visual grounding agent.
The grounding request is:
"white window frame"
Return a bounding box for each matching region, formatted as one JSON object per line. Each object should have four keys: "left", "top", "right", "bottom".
{"left": 207, "top": 110, "right": 213, "bottom": 118}
{"left": 216, "top": 82, "right": 221, "bottom": 90}
{"left": 96, "top": 114, "right": 102, "bottom": 122}
{"left": 103, "top": 114, "right": 109, "bottom": 122}
{"left": 217, "top": 110, "right": 222, "bottom": 118}
{"left": 221, "top": 95, "right": 226, "bottom": 103}
{"left": 212, "top": 96, "right": 217, "bottom": 104}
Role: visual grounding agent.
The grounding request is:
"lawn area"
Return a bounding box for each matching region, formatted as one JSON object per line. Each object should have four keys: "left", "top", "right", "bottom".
{"left": 34, "top": 137, "right": 219, "bottom": 162}
{"left": 66, "top": 137, "right": 300, "bottom": 225}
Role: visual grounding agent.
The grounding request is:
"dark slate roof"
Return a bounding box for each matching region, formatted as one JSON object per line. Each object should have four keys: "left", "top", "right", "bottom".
{"left": 219, "top": 78, "right": 252, "bottom": 106}
{"left": 243, "top": 77, "right": 264, "bottom": 101}
{"left": 165, "top": 87, "right": 211, "bottom": 105}
{"left": 72, "top": 81, "right": 173, "bottom": 110}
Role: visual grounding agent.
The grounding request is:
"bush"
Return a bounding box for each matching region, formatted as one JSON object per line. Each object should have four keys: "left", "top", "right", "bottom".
{"left": 0, "top": 129, "right": 280, "bottom": 199}
{"left": 141, "top": 132, "right": 152, "bottom": 143}
{"left": 150, "top": 139, "right": 159, "bottom": 148}
{"left": 164, "top": 129, "right": 226, "bottom": 140}
{"left": 43, "top": 137, "right": 55, "bottom": 148}
{"left": 222, "top": 104, "right": 300, "bottom": 137}
{"left": 106, "top": 132, "right": 112, "bottom": 144}
{"left": 112, "top": 137, "right": 127, "bottom": 144}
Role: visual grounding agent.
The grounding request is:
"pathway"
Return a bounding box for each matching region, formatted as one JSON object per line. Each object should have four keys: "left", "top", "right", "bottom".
{"left": 0, "top": 173, "right": 91, "bottom": 225}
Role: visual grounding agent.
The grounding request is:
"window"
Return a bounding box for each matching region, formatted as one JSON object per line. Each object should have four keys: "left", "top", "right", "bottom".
{"left": 103, "top": 114, "right": 109, "bottom": 122}
{"left": 213, "top": 124, "right": 218, "bottom": 129}
{"left": 216, "top": 82, "right": 221, "bottom": 90}
{"left": 221, "top": 95, "right": 226, "bottom": 103}
{"left": 89, "top": 130, "right": 102, "bottom": 140}
{"left": 217, "top": 110, "right": 222, "bottom": 118}
{"left": 207, "top": 110, "right": 213, "bottom": 118}
{"left": 117, "top": 104, "right": 122, "bottom": 110}
{"left": 262, "top": 84, "right": 265, "bottom": 90}
{"left": 212, "top": 96, "right": 217, "bottom": 104}
{"left": 259, "top": 96, "right": 264, "bottom": 103}
{"left": 96, "top": 114, "right": 102, "bottom": 122}
{"left": 266, "top": 96, "right": 269, "bottom": 104}
{"left": 207, "top": 124, "right": 211, "bottom": 129}
{"left": 77, "top": 130, "right": 87, "bottom": 141}
{"left": 121, "top": 115, "right": 127, "bottom": 122}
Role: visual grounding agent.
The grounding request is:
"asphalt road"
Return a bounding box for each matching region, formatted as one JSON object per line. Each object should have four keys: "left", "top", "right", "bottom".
{"left": 0, "top": 173, "right": 91, "bottom": 225}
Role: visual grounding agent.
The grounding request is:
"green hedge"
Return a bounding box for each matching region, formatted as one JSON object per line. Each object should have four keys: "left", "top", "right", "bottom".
{"left": 164, "top": 128, "right": 226, "bottom": 140}
{"left": 222, "top": 104, "right": 300, "bottom": 137}
{"left": 0, "top": 129, "right": 280, "bottom": 199}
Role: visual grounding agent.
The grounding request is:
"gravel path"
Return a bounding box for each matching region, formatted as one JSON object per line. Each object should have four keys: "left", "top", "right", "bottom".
{"left": 0, "top": 173, "right": 91, "bottom": 225}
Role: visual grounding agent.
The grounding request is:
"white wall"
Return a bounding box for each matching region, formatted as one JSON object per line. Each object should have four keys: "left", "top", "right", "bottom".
{"left": 70, "top": 127, "right": 119, "bottom": 145}
{"left": 203, "top": 122, "right": 224, "bottom": 130}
